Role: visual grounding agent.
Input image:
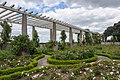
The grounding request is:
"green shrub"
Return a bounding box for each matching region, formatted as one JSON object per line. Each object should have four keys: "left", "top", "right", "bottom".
{"left": 61, "top": 67, "right": 69, "bottom": 73}
{"left": 69, "top": 76, "right": 77, "bottom": 80}
{"left": 47, "top": 55, "right": 97, "bottom": 65}
{"left": 0, "top": 54, "right": 45, "bottom": 76}
{"left": 51, "top": 49, "right": 95, "bottom": 60}
{"left": 72, "top": 68, "right": 80, "bottom": 75}
{"left": 97, "top": 53, "right": 120, "bottom": 59}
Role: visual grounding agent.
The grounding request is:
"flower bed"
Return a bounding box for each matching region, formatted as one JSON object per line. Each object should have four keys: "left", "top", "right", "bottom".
{"left": 2, "top": 60, "right": 120, "bottom": 80}
{"left": 0, "top": 54, "right": 45, "bottom": 76}
{"left": 0, "top": 55, "right": 37, "bottom": 70}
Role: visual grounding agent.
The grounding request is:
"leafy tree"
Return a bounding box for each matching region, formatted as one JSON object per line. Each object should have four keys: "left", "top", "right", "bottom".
{"left": 104, "top": 21, "right": 120, "bottom": 42}
{"left": 92, "top": 34, "right": 101, "bottom": 44}
{"left": 60, "top": 30, "right": 67, "bottom": 44}
{"left": 32, "top": 30, "right": 39, "bottom": 47}
{"left": 10, "top": 35, "right": 31, "bottom": 56}
{"left": 85, "top": 29, "right": 93, "bottom": 45}
{"left": 59, "top": 30, "right": 67, "bottom": 50}
{"left": 0, "top": 21, "right": 12, "bottom": 49}
{"left": 29, "top": 30, "right": 39, "bottom": 55}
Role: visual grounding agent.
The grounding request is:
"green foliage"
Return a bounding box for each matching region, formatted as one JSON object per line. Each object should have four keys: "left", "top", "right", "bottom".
{"left": 104, "top": 21, "right": 120, "bottom": 42}
{"left": 46, "top": 40, "right": 57, "bottom": 49}
{"left": 92, "top": 34, "right": 101, "bottom": 44}
{"left": 0, "top": 54, "right": 44, "bottom": 76}
{"left": 85, "top": 30, "right": 93, "bottom": 45}
{"left": 0, "top": 21, "right": 11, "bottom": 44}
{"left": 32, "top": 30, "right": 39, "bottom": 47}
{"left": 0, "top": 21, "right": 12, "bottom": 50}
{"left": 51, "top": 49, "right": 95, "bottom": 60}
{"left": 0, "top": 50, "right": 15, "bottom": 58}
{"left": 60, "top": 67, "right": 69, "bottom": 73}
{"left": 69, "top": 76, "right": 77, "bottom": 80}
{"left": 58, "top": 30, "right": 67, "bottom": 50}
{"left": 60, "top": 30, "right": 67, "bottom": 43}
{"left": 47, "top": 55, "right": 98, "bottom": 65}
{"left": 10, "top": 35, "right": 30, "bottom": 55}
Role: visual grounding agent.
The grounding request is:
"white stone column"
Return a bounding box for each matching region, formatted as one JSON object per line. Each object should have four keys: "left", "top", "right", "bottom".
{"left": 22, "top": 14, "right": 27, "bottom": 35}
{"left": 69, "top": 27, "right": 73, "bottom": 48}
{"left": 32, "top": 26, "right": 35, "bottom": 39}
{"left": 90, "top": 33, "right": 94, "bottom": 43}
{"left": 50, "top": 29, "right": 52, "bottom": 41}
{"left": 52, "top": 22, "right": 57, "bottom": 50}
{"left": 80, "top": 30, "right": 82, "bottom": 44}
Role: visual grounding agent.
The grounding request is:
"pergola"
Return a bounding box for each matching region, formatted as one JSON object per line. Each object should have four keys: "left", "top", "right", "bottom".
{"left": 0, "top": 2, "right": 98, "bottom": 50}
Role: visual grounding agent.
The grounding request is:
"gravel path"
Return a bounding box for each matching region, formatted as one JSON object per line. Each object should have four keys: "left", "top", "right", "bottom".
{"left": 37, "top": 55, "right": 49, "bottom": 66}
{"left": 97, "top": 56, "right": 111, "bottom": 61}
{"left": 37, "top": 55, "right": 113, "bottom": 66}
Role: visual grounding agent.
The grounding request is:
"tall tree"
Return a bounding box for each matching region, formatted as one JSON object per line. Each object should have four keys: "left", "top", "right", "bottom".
{"left": 85, "top": 29, "right": 93, "bottom": 45}
{"left": 0, "top": 21, "right": 12, "bottom": 49}
{"left": 32, "top": 30, "right": 39, "bottom": 47}
{"left": 60, "top": 30, "right": 67, "bottom": 44}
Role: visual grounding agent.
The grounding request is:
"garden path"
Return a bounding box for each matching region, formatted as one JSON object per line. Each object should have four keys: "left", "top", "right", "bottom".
{"left": 97, "top": 56, "right": 111, "bottom": 61}
{"left": 37, "top": 55, "right": 115, "bottom": 66}
{"left": 37, "top": 55, "right": 49, "bottom": 66}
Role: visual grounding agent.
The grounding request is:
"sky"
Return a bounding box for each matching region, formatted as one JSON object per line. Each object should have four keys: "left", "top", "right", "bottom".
{"left": 0, "top": 0, "right": 120, "bottom": 42}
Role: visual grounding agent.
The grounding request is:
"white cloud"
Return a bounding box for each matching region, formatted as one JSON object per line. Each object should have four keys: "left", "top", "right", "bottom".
{"left": 43, "top": 7, "right": 120, "bottom": 33}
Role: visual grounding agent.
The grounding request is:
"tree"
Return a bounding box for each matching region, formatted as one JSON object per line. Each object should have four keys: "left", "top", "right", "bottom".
{"left": 92, "top": 34, "right": 101, "bottom": 44}
{"left": 0, "top": 21, "right": 12, "bottom": 49}
{"left": 29, "top": 30, "right": 39, "bottom": 55}
{"left": 32, "top": 30, "right": 39, "bottom": 47}
{"left": 59, "top": 30, "right": 67, "bottom": 50}
{"left": 10, "top": 35, "right": 31, "bottom": 56}
{"left": 85, "top": 29, "right": 93, "bottom": 45}
{"left": 104, "top": 21, "right": 120, "bottom": 42}
{"left": 60, "top": 30, "right": 67, "bottom": 44}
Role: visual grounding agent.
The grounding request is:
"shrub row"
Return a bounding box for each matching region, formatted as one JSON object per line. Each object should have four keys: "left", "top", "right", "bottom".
{"left": 0, "top": 67, "right": 43, "bottom": 80}
{"left": 97, "top": 53, "right": 120, "bottom": 59}
{"left": 47, "top": 55, "right": 98, "bottom": 65}
{"left": 0, "top": 54, "right": 45, "bottom": 76}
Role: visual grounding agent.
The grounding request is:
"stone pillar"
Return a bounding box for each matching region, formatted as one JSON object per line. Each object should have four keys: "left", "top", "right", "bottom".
{"left": 32, "top": 26, "right": 35, "bottom": 39}
{"left": 90, "top": 33, "right": 94, "bottom": 43}
{"left": 69, "top": 27, "right": 73, "bottom": 48}
{"left": 22, "top": 14, "right": 27, "bottom": 35}
{"left": 80, "top": 30, "right": 82, "bottom": 44}
{"left": 50, "top": 29, "right": 52, "bottom": 41}
{"left": 52, "top": 22, "right": 57, "bottom": 50}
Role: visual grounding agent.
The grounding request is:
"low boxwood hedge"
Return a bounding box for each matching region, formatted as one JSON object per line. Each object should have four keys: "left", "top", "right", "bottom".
{"left": 97, "top": 53, "right": 120, "bottom": 59}
{"left": 47, "top": 55, "right": 98, "bottom": 65}
{"left": 0, "top": 54, "right": 45, "bottom": 76}
{"left": 0, "top": 67, "right": 43, "bottom": 80}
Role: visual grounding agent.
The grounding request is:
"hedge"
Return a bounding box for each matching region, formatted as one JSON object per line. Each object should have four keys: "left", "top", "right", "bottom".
{"left": 0, "top": 54, "right": 45, "bottom": 76}
{"left": 47, "top": 55, "right": 98, "bottom": 65}
{"left": 0, "top": 67, "right": 43, "bottom": 80}
{"left": 97, "top": 53, "right": 120, "bottom": 59}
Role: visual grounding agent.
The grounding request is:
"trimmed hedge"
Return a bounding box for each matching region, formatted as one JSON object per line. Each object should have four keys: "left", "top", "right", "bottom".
{"left": 0, "top": 54, "right": 45, "bottom": 76}
{"left": 97, "top": 53, "right": 120, "bottom": 59}
{"left": 0, "top": 67, "right": 43, "bottom": 80}
{"left": 47, "top": 55, "right": 98, "bottom": 65}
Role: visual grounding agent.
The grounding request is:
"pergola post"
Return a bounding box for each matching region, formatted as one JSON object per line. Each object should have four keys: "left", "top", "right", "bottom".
{"left": 52, "top": 22, "right": 57, "bottom": 50}
{"left": 22, "top": 14, "right": 27, "bottom": 35}
{"left": 32, "top": 26, "right": 35, "bottom": 39}
{"left": 90, "top": 33, "right": 94, "bottom": 43}
{"left": 50, "top": 29, "right": 52, "bottom": 41}
{"left": 80, "top": 30, "right": 82, "bottom": 44}
{"left": 69, "top": 27, "right": 73, "bottom": 48}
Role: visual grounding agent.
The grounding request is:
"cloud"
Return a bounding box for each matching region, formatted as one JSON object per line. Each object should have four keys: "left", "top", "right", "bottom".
{"left": 65, "top": 0, "right": 120, "bottom": 8}
{"left": 43, "top": 7, "right": 120, "bottom": 33}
